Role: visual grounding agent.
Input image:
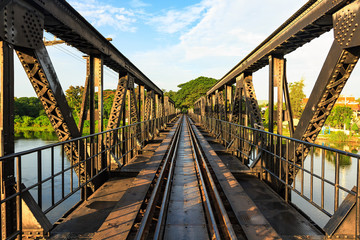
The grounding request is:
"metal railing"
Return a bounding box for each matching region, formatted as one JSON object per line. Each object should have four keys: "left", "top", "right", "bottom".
{"left": 193, "top": 115, "right": 360, "bottom": 237}
{"left": 0, "top": 114, "right": 176, "bottom": 239}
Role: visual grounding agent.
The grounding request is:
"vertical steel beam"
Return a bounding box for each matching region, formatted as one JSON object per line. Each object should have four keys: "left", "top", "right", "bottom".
{"left": 226, "top": 85, "right": 232, "bottom": 121}
{"left": 94, "top": 56, "right": 104, "bottom": 171}
{"left": 139, "top": 85, "right": 145, "bottom": 121}
{"left": 155, "top": 93, "right": 159, "bottom": 134}
{"left": 94, "top": 57, "right": 103, "bottom": 133}
{"left": 274, "top": 57, "right": 285, "bottom": 135}
{"left": 89, "top": 56, "right": 95, "bottom": 135}
{"left": 231, "top": 76, "right": 243, "bottom": 124}
{"left": 0, "top": 41, "right": 15, "bottom": 238}
{"left": 78, "top": 56, "right": 90, "bottom": 134}
{"left": 283, "top": 65, "right": 295, "bottom": 137}
{"left": 268, "top": 56, "right": 274, "bottom": 133}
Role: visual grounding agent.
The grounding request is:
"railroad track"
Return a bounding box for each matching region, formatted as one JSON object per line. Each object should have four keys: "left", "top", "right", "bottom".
{"left": 127, "top": 115, "right": 245, "bottom": 240}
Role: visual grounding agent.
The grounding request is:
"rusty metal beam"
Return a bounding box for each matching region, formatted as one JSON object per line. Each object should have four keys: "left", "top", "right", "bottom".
{"left": 15, "top": 44, "right": 95, "bottom": 191}
{"left": 294, "top": 42, "right": 360, "bottom": 143}
{"left": 78, "top": 57, "right": 90, "bottom": 134}
{"left": 0, "top": 41, "right": 15, "bottom": 238}
{"left": 22, "top": 0, "right": 162, "bottom": 96}
{"left": 207, "top": 0, "right": 350, "bottom": 95}
{"left": 242, "top": 74, "right": 263, "bottom": 129}
{"left": 107, "top": 75, "right": 128, "bottom": 130}
{"left": 95, "top": 56, "right": 104, "bottom": 133}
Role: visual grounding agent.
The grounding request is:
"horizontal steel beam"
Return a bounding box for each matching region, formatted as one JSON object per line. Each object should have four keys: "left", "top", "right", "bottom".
{"left": 24, "top": 0, "right": 162, "bottom": 95}
{"left": 207, "top": 0, "right": 350, "bottom": 95}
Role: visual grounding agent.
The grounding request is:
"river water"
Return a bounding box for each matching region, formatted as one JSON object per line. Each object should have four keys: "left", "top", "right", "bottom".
{"left": 14, "top": 131, "right": 360, "bottom": 228}
{"left": 15, "top": 132, "right": 80, "bottom": 224}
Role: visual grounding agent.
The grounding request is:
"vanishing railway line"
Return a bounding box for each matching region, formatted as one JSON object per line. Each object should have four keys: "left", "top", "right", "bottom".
{"left": 127, "top": 115, "right": 244, "bottom": 240}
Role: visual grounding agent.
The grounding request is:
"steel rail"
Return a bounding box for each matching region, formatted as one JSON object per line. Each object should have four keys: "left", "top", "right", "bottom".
{"left": 186, "top": 116, "right": 238, "bottom": 240}
{"left": 134, "top": 116, "right": 183, "bottom": 240}
{"left": 153, "top": 125, "right": 181, "bottom": 239}
{"left": 207, "top": 0, "right": 350, "bottom": 95}
{"left": 186, "top": 116, "right": 222, "bottom": 239}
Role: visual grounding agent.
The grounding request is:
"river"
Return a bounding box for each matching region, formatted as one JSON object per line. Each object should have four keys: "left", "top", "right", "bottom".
{"left": 15, "top": 131, "right": 80, "bottom": 224}
{"left": 14, "top": 131, "right": 360, "bottom": 228}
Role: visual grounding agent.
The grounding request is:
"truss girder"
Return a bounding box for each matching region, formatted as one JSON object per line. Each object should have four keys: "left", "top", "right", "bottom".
{"left": 207, "top": 0, "right": 351, "bottom": 95}
{"left": 231, "top": 78, "right": 242, "bottom": 124}
{"left": 106, "top": 75, "right": 128, "bottom": 130}
{"left": 15, "top": 45, "right": 94, "bottom": 191}
{"left": 290, "top": 42, "right": 360, "bottom": 181}
{"left": 294, "top": 43, "right": 359, "bottom": 143}
{"left": 144, "top": 91, "right": 153, "bottom": 121}
{"left": 242, "top": 74, "right": 264, "bottom": 129}
{"left": 218, "top": 91, "right": 226, "bottom": 121}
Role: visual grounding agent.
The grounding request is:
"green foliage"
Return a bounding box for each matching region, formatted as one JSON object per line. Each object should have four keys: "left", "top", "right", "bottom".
{"left": 329, "top": 131, "right": 350, "bottom": 142}
{"left": 326, "top": 106, "right": 353, "bottom": 129}
{"left": 165, "top": 76, "right": 217, "bottom": 110}
{"left": 14, "top": 97, "right": 43, "bottom": 118}
{"left": 103, "top": 90, "right": 115, "bottom": 119}
{"left": 289, "top": 79, "right": 306, "bottom": 118}
{"left": 352, "top": 123, "right": 359, "bottom": 133}
{"left": 65, "top": 85, "right": 84, "bottom": 115}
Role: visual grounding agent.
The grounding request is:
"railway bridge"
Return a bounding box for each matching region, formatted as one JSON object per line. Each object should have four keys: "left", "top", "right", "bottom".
{"left": 0, "top": 0, "right": 360, "bottom": 239}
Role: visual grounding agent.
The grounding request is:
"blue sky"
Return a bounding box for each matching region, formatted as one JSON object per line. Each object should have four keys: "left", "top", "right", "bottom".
{"left": 14, "top": 0, "right": 360, "bottom": 100}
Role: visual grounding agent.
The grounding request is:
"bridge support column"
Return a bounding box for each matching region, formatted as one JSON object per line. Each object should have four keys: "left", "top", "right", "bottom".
{"left": 154, "top": 93, "right": 159, "bottom": 135}
{"left": 0, "top": 41, "right": 15, "bottom": 238}
{"left": 139, "top": 85, "right": 145, "bottom": 144}
{"left": 78, "top": 56, "right": 90, "bottom": 134}
{"left": 225, "top": 85, "right": 232, "bottom": 122}
{"left": 94, "top": 56, "right": 105, "bottom": 171}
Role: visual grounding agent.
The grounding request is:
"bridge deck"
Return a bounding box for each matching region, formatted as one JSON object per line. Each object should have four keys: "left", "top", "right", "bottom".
{"left": 50, "top": 120, "right": 324, "bottom": 239}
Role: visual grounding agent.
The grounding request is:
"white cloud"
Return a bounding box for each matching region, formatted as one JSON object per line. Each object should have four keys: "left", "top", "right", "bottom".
{"left": 130, "top": 0, "right": 150, "bottom": 8}
{"left": 131, "top": 0, "right": 326, "bottom": 95}
{"left": 69, "top": 0, "right": 137, "bottom": 32}
{"left": 148, "top": 1, "right": 213, "bottom": 34}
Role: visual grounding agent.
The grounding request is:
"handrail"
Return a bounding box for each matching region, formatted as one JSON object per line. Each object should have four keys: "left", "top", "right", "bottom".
{"left": 192, "top": 114, "right": 360, "bottom": 236}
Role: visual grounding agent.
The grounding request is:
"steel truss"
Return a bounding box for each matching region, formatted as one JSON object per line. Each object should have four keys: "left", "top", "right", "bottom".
{"left": 0, "top": 0, "right": 177, "bottom": 238}
{"left": 193, "top": 1, "right": 360, "bottom": 220}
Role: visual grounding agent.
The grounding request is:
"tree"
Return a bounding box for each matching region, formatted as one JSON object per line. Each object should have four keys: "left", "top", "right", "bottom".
{"left": 14, "top": 97, "right": 43, "bottom": 118}
{"left": 326, "top": 106, "right": 353, "bottom": 129}
{"left": 65, "top": 85, "right": 84, "bottom": 115}
{"left": 165, "top": 76, "right": 217, "bottom": 111}
{"left": 351, "top": 123, "right": 359, "bottom": 133}
{"left": 289, "top": 79, "right": 306, "bottom": 118}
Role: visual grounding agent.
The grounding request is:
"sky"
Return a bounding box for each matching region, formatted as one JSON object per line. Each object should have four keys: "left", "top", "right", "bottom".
{"left": 13, "top": 0, "right": 360, "bottom": 100}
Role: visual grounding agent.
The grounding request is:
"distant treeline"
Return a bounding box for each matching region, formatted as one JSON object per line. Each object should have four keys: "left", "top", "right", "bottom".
{"left": 164, "top": 76, "right": 218, "bottom": 111}
{"left": 14, "top": 87, "right": 116, "bottom": 133}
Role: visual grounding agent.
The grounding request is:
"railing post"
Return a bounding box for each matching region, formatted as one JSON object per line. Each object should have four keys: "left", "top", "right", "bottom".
{"left": 0, "top": 41, "right": 16, "bottom": 238}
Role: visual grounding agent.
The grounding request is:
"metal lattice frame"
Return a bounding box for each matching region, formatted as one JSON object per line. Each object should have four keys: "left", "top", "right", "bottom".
{"left": 107, "top": 75, "right": 128, "bottom": 130}
{"left": 242, "top": 74, "right": 264, "bottom": 129}
{"left": 16, "top": 45, "right": 94, "bottom": 191}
